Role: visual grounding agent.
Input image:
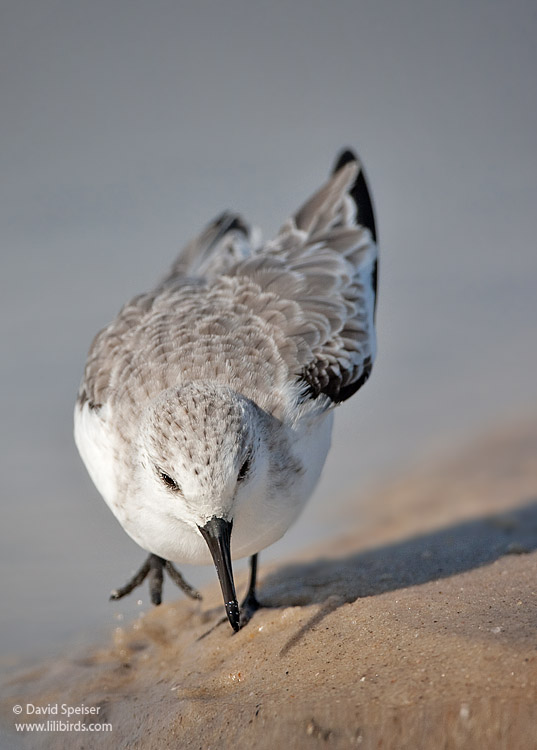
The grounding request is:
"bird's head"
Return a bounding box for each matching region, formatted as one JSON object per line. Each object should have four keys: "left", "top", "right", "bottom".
{"left": 136, "top": 382, "right": 268, "bottom": 631}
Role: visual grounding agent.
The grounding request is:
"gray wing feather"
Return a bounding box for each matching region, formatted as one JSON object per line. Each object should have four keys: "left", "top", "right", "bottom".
{"left": 225, "top": 153, "right": 378, "bottom": 404}
{"left": 164, "top": 212, "right": 254, "bottom": 281}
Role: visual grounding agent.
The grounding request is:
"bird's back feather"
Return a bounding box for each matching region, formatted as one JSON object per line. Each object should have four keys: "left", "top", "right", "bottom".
{"left": 78, "top": 151, "right": 378, "bottom": 415}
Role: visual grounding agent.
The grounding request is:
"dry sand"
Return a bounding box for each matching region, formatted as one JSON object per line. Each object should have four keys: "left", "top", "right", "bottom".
{"left": 2, "top": 420, "right": 537, "bottom": 749}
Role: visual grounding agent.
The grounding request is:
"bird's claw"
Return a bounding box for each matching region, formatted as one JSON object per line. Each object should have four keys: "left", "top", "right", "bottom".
{"left": 110, "top": 554, "right": 201, "bottom": 605}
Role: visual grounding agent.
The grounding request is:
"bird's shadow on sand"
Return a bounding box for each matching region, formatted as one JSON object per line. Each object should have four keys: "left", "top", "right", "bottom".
{"left": 258, "top": 498, "right": 537, "bottom": 655}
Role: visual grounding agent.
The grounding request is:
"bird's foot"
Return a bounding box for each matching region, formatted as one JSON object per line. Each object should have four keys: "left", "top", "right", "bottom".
{"left": 163, "top": 560, "right": 202, "bottom": 601}
{"left": 239, "top": 589, "right": 261, "bottom": 628}
{"left": 110, "top": 554, "right": 202, "bottom": 606}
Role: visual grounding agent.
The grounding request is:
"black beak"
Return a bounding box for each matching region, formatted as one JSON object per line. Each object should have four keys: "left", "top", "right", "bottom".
{"left": 198, "top": 517, "right": 240, "bottom": 632}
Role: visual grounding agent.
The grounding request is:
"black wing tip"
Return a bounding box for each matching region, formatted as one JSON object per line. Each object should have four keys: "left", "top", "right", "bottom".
{"left": 297, "top": 356, "right": 374, "bottom": 405}
{"left": 332, "top": 147, "right": 377, "bottom": 243}
{"left": 212, "top": 211, "right": 249, "bottom": 236}
{"left": 332, "top": 148, "right": 358, "bottom": 174}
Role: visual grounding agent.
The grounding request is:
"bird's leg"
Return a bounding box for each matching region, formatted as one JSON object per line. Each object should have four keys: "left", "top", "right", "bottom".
{"left": 110, "top": 554, "right": 202, "bottom": 605}
{"left": 239, "top": 553, "right": 261, "bottom": 627}
{"left": 147, "top": 555, "right": 164, "bottom": 605}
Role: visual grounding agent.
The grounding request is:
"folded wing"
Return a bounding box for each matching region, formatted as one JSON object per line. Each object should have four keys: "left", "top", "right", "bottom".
{"left": 225, "top": 149, "right": 378, "bottom": 405}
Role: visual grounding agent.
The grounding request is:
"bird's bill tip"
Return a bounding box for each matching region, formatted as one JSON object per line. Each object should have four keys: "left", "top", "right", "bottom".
{"left": 198, "top": 516, "right": 240, "bottom": 633}
{"left": 225, "top": 599, "right": 241, "bottom": 633}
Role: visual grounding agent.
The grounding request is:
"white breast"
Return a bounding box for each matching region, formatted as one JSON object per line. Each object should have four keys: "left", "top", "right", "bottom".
{"left": 74, "top": 402, "right": 118, "bottom": 512}
{"left": 230, "top": 409, "right": 334, "bottom": 559}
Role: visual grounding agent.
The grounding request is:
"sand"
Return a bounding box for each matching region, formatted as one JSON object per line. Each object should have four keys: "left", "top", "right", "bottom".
{"left": 2, "top": 419, "right": 537, "bottom": 749}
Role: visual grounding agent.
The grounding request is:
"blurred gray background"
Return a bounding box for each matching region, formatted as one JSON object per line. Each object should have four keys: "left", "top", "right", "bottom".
{"left": 1, "top": 0, "right": 536, "bottom": 658}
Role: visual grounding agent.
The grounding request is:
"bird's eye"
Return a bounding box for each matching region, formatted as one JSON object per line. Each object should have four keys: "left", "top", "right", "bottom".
{"left": 237, "top": 452, "right": 252, "bottom": 482}
{"left": 157, "top": 468, "right": 180, "bottom": 492}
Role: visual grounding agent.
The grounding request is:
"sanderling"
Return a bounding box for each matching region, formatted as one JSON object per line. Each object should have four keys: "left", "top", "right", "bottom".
{"left": 75, "top": 149, "right": 378, "bottom": 632}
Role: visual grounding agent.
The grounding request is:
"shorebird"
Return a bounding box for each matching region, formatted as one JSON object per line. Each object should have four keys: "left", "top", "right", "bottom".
{"left": 74, "top": 149, "right": 378, "bottom": 632}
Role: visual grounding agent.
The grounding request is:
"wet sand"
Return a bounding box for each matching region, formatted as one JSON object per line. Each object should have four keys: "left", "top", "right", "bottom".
{"left": 2, "top": 419, "right": 537, "bottom": 749}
